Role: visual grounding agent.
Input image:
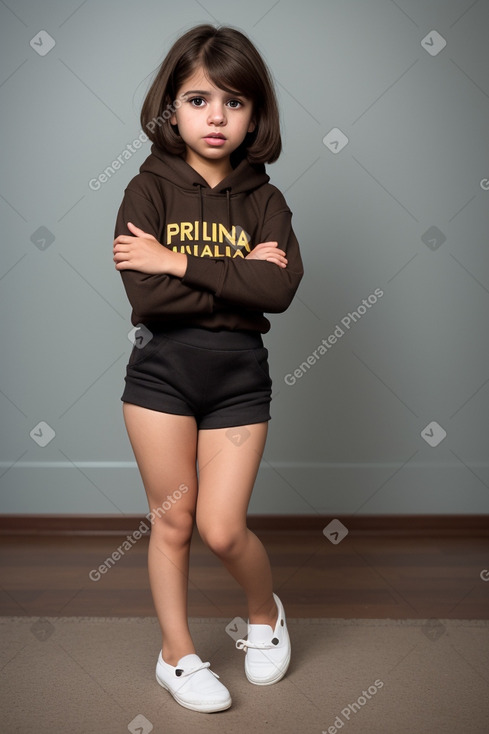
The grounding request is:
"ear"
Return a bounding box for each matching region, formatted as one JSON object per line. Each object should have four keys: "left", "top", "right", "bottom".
{"left": 248, "top": 119, "right": 256, "bottom": 133}
{"left": 170, "top": 112, "right": 177, "bottom": 125}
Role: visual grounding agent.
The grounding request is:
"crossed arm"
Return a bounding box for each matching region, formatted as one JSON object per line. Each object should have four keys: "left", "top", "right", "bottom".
{"left": 113, "top": 221, "right": 288, "bottom": 276}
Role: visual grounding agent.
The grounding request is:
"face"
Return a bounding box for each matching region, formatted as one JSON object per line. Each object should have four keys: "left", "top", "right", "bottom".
{"left": 170, "top": 66, "right": 255, "bottom": 168}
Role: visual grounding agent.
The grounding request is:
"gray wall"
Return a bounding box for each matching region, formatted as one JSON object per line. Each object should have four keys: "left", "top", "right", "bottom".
{"left": 1, "top": 0, "right": 488, "bottom": 516}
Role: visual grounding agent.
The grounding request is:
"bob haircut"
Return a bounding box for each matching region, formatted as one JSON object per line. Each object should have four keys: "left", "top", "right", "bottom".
{"left": 140, "top": 24, "right": 282, "bottom": 165}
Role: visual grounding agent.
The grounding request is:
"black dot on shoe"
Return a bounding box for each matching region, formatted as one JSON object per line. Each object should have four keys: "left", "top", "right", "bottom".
{"left": 281, "top": 619, "right": 284, "bottom": 626}
{"left": 175, "top": 669, "right": 183, "bottom": 676}
{"left": 272, "top": 637, "right": 279, "bottom": 645}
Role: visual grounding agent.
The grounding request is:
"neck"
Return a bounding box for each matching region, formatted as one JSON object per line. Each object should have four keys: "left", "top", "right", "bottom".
{"left": 185, "top": 150, "right": 233, "bottom": 189}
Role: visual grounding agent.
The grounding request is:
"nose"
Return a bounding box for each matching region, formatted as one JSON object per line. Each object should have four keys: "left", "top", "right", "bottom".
{"left": 207, "top": 102, "right": 226, "bottom": 126}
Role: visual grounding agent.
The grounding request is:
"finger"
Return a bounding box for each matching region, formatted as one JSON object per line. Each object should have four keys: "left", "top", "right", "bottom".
{"left": 265, "top": 256, "right": 287, "bottom": 266}
{"left": 256, "top": 245, "right": 286, "bottom": 257}
{"left": 127, "top": 221, "right": 149, "bottom": 237}
{"left": 253, "top": 241, "right": 279, "bottom": 251}
{"left": 113, "top": 252, "right": 129, "bottom": 264}
{"left": 114, "top": 260, "right": 130, "bottom": 270}
{"left": 113, "top": 244, "right": 134, "bottom": 258}
{"left": 113, "top": 235, "right": 136, "bottom": 245}
{"left": 113, "top": 244, "right": 131, "bottom": 255}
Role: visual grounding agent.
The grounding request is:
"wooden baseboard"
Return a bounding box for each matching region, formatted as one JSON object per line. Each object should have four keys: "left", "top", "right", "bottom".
{"left": 0, "top": 514, "right": 488, "bottom": 536}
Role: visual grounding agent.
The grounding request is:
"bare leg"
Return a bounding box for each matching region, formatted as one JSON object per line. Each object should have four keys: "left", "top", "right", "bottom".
{"left": 122, "top": 403, "right": 199, "bottom": 665}
{"left": 195, "top": 422, "right": 278, "bottom": 628}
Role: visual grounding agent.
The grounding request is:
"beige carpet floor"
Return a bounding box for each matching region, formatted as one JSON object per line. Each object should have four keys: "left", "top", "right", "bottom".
{"left": 1, "top": 616, "right": 488, "bottom": 734}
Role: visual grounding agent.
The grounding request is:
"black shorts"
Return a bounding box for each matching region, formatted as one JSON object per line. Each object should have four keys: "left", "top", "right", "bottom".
{"left": 121, "top": 326, "right": 272, "bottom": 429}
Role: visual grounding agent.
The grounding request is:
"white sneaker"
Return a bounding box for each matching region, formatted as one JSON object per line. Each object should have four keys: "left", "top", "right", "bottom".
{"left": 155, "top": 652, "right": 232, "bottom": 713}
{"left": 235, "top": 593, "right": 291, "bottom": 685}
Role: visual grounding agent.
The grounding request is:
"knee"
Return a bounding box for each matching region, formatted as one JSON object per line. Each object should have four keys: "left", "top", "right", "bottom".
{"left": 197, "top": 522, "right": 246, "bottom": 559}
{"left": 150, "top": 509, "right": 194, "bottom": 547}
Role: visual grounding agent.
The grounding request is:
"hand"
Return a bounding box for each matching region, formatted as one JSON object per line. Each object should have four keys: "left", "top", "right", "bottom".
{"left": 246, "top": 241, "right": 287, "bottom": 268}
{"left": 113, "top": 222, "right": 187, "bottom": 276}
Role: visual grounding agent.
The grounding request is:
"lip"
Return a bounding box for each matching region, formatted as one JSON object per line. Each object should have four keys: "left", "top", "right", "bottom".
{"left": 203, "top": 133, "right": 226, "bottom": 146}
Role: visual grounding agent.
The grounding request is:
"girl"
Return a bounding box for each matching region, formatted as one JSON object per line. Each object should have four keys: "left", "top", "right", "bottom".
{"left": 112, "top": 24, "right": 303, "bottom": 714}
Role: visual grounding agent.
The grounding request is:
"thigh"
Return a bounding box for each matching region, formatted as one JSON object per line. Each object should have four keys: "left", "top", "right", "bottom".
{"left": 195, "top": 422, "right": 268, "bottom": 532}
{"left": 122, "top": 403, "right": 199, "bottom": 523}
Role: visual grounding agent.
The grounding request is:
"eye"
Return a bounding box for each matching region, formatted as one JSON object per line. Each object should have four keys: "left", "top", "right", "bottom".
{"left": 227, "top": 99, "right": 243, "bottom": 108}
{"left": 189, "top": 97, "right": 206, "bottom": 107}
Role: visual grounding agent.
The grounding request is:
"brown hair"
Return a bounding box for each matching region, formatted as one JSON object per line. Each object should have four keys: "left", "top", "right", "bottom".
{"left": 140, "top": 24, "right": 282, "bottom": 164}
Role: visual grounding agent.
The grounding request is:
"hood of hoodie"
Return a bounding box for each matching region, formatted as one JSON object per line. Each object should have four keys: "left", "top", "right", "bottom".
{"left": 140, "top": 144, "right": 270, "bottom": 194}
{"left": 139, "top": 145, "right": 270, "bottom": 230}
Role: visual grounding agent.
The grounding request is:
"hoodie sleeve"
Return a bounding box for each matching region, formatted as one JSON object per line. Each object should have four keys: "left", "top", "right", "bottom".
{"left": 115, "top": 186, "right": 214, "bottom": 321}
{"left": 181, "top": 190, "right": 303, "bottom": 313}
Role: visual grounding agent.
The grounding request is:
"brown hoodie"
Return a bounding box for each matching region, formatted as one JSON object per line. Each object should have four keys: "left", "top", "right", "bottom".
{"left": 114, "top": 145, "right": 303, "bottom": 333}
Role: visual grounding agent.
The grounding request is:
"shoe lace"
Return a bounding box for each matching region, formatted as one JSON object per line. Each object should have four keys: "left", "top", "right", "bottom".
{"left": 176, "top": 661, "right": 220, "bottom": 679}
{"left": 235, "top": 638, "right": 276, "bottom": 651}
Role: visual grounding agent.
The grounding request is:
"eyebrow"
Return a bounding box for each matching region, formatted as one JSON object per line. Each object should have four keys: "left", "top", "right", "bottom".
{"left": 183, "top": 89, "right": 244, "bottom": 98}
